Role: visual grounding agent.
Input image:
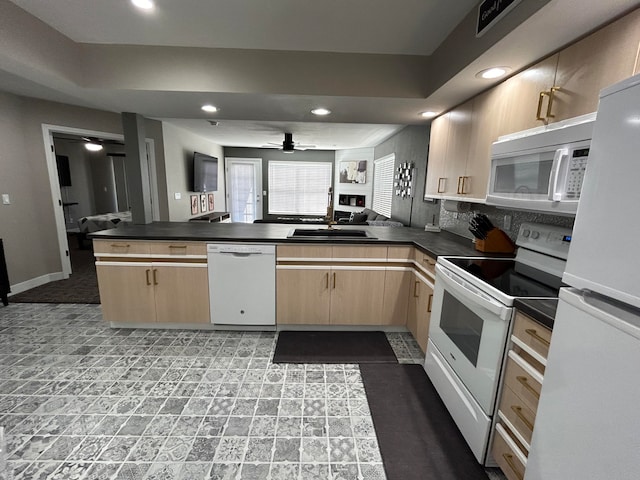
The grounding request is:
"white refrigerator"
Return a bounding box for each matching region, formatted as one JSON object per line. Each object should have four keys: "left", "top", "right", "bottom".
{"left": 525, "top": 74, "right": 640, "bottom": 479}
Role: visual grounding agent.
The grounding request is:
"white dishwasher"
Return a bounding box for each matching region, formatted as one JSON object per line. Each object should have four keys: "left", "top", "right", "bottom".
{"left": 207, "top": 244, "right": 276, "bottom": 326}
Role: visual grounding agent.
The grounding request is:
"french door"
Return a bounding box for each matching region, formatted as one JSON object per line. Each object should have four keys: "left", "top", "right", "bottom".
{"left": 225, "top": 158, "right": 263, "bottom": 223}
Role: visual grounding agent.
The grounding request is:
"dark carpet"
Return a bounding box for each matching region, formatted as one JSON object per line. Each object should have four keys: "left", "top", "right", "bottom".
{"left": 273, "top": 331, "right": 398, "bottom": 364}
{"left": 9, "top": 235, "right": 100, "bottom": 304}
{"left": 360, "top": 363, "right": 489, "bottom": 480}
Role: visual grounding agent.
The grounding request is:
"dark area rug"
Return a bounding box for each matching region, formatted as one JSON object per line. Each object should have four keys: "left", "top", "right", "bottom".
{"left": 273, "top": 331, "right": 398, "bottom": 364}
{"left": 9, "top": 234, "right": 100, "bottom": 304}
{"left": 361, "top": 363, "right": 489, "bottom": 480}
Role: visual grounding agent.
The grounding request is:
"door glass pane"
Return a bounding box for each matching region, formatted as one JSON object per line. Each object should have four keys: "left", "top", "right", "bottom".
{"left": 229, "top": 162, "right": 256, "bottom": 223}
{"left": 494, "top": 154, "right": 554, "bottom": 194}
{"left": 440, "top": 291, "right": 484, "bottom": 366}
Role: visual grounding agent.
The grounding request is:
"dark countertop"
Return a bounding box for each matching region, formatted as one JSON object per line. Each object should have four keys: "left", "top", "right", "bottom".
{"left": 514, "top": 298, "right": 558, "bottom": 330}
{"left": 89, "top": 222, "right": 497, "bottom": 259}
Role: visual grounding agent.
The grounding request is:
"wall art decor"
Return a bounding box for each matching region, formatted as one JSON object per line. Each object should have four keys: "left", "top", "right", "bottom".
{"left": 394, "top": 162, "right": 414, "bottom": 198}
{"left": 200, "top": 194, "right": 207, "bottom": 213}
{"left": 339, "top": 160, "right": 367, "bottom": 184}
{"left": 190, "top": 195, "right": 198, "bottom": 215}
{"left": 208, "top": 193, "right": 215, "bottom": 211}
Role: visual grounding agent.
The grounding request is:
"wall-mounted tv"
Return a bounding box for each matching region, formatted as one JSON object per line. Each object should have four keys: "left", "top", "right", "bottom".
{"left": 193, "top": 152, "right": 218, "bottom": 192}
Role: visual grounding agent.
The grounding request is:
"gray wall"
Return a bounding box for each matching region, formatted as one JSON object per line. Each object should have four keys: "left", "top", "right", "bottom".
{"left": 373, "top": 125, "right": 439, "bottom": 227}
{"left": 0, "top": 91, "right": 122, "bottom": 285}
{"left": 223, "top": 147, "right": 335, "bottom": 220}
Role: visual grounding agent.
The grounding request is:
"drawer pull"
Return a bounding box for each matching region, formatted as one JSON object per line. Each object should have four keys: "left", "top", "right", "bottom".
{"left": 111, "top": 243, "right": 130, "bottom": 248}
{"left": 502, "top": 453, "right": 524, "bottom": 480}
{"left": 145, "top": 269, "right": 151, "bottom": 286}
{"left": 516, "top": 375, "right": 540, "bottom": 399}
{"left": 510, "top": 405, "right": 534, "bottom": 431}
{"left": 525, "top": 328, "right": 550, "bottom": 346}
{"left": 168, "top": 245, "right": 187, "bottom": 249}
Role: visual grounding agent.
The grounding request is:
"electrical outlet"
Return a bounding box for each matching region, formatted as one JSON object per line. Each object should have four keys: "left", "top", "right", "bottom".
{"left": 504, "top": 215, "right": 512, "bottom": 230}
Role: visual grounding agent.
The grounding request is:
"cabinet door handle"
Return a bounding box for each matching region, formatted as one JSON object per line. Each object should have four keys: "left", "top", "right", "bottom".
{"left": 325, "top": 272, "right": 329, "bottom": 289}
{"left": 427, "top": 294, "right": 433, "bottom": 312}
{"left": 525, "top": 328, "right": 550, "bottom": 346}
{"left": 536, "top": 91, "right": 548, "bottom": 121}
{"left": 332, "top": 272, "right": 336, "bottom": 289}
{"left": 456, "top": 176, "right": 463, "bottom": 194}
{"left": 510, "top": 405, "right": 534, "bottom": 431}
{"left": 460, "top": 176, "right": 469, "bottom": 194}
{"left": 546, "top": 86, "right": 559, "bottom": 119}
{"left": 516, "top": 375, "right": 540, "bottom": 399}
{"left": 145, "top": 269, "right": 151, "bottom": 286}
{"left": 502, "top": 453, "right": 524, "bottom": 480}
{"left": 152, "top": 269, "right": 158, "bottom": 286}
{"left": 413, "top": 280, "right": 420, "bottom": 298}
{"left": 437, "top": 177, "right": 446, "bottom": 193}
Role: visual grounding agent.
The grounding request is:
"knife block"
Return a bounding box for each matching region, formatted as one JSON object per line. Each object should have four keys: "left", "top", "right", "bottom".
{"left": 475, "top": 228, "right": 516, "bottom": 254}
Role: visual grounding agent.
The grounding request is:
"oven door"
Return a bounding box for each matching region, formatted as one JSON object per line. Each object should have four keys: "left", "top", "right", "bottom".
{"left": 428, "top": 263, "right": 513, "bottom": 414}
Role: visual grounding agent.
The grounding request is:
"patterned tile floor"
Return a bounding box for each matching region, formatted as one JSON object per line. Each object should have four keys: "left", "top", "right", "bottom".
{"left": 0, "top": 303, "right": 426, "bottom": 480}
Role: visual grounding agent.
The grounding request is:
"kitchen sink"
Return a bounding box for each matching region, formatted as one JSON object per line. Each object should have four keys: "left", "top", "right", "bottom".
{"left": 287, "top": 228, "right": 375, "bottom": 239}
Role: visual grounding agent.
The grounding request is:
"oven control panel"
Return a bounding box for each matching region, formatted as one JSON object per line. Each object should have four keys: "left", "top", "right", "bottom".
{"left": 516, "top": 222, "right": 572, "bottom": 260}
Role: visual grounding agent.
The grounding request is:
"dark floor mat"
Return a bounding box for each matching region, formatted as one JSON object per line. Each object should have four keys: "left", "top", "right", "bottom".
{"left": 361, "top": 363, "right": 489, "bottom": 480}
{"left": 273, "top": 331, "right": 398, "bottom": 364}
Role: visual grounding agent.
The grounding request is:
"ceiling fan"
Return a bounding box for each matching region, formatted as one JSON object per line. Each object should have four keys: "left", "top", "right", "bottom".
{"left": 54, "top": 134, "right": 125, "bottom": 154}
{"left": 263, "top": 133, "right": 316, "bottom": 152}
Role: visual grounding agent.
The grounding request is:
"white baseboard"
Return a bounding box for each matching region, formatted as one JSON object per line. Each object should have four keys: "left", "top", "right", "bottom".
{"left": 8, "top": 272, "right": 66, "bottom": 296}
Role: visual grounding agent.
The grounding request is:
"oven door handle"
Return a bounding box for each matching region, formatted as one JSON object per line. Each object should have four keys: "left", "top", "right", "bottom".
{"left": 436, "top": 264, "right": 512, "bottom": 321}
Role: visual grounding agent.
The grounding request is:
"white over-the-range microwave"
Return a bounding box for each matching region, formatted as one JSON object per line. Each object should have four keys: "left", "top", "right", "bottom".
{"left": 486, "top": 113, "right": 596, "bottom": 215}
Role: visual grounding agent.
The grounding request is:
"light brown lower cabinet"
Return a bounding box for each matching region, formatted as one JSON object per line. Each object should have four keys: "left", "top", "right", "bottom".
{"left": 406, "top": 272, "right": 434, "bottom": 352}
{"left": 96, "top": 262, "right": 209, "bottom": 324}
{"left": 276, "top": 267, "right": 386, "bottom": 325}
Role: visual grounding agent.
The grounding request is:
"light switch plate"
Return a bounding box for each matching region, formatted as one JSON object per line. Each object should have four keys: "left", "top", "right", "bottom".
{"left": 2, "top": 194, "right": 10, "bottom": 205}
{"left": 174, "top": 192, "right": 182, "bottom": 200}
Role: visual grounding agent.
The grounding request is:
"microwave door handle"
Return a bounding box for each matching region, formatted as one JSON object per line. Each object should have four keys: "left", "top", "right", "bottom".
{"left": 435, "top": 264, "right": 511, "bottom": 321}
{"left": 548, "top": 148, "right": 568, "bottom": 202}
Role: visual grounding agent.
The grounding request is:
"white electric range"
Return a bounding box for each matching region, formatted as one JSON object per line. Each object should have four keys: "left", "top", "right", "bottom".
{"left": 424, "top": 222, "right": 571, "bottom": 465}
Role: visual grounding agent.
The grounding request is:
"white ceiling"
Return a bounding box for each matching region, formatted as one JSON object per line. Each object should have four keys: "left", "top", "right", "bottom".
{"left": 2, "top": 0, "right": 639, "bottom": 150}
{"left": 9, "top": 0, "right": 478, "bottom": 55}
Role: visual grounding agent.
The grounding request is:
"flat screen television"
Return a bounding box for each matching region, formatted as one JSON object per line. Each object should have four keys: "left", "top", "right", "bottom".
{"left": 193, "top": 152, "right": 218, "bottom": 192}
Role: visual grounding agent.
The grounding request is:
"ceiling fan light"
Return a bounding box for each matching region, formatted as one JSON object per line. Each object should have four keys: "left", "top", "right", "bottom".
{"left": 85, "top": 142, "right": 103, "bottom": 152}
{"left": 311, "top": 108, "right": 331, "bottom": 116}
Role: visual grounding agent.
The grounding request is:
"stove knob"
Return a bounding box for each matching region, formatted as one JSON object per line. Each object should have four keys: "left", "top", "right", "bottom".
{"left": 523, "top": 229, "right": 530, "bottom": 237}
{"left": 531, "top": 231, "right": 540, "bottom": 239}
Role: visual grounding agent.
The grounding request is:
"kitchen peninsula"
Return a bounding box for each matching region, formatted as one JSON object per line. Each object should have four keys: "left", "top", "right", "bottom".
{"left": 90, "top": 222, "right": 489, "bottom": 350}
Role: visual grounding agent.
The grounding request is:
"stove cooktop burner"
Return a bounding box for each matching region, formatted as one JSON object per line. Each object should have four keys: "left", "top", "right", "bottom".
{"left": 446, "top": 257, "right": 563, "bottom": 298}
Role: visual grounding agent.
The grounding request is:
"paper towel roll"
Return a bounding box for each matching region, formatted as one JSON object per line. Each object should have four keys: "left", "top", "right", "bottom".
{"left": 442, "top": 200, "right": 471, "bottom": 213}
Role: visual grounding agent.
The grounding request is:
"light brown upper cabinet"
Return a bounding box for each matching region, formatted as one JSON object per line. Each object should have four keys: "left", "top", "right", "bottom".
{"left": 425, "top": 8, "right": 640, "bottom": 203}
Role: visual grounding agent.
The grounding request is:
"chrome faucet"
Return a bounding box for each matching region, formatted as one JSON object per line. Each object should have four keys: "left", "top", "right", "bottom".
{"left": 325, "top": 187, "right": 336, "bottom": 229}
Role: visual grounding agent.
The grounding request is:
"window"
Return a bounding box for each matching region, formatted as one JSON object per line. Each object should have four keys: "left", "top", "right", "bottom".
{"left": 268, "top": 161, "right": 333, "bottom": 215}
{"left": 372, "top": 154, "right": 394, "bottom": 218}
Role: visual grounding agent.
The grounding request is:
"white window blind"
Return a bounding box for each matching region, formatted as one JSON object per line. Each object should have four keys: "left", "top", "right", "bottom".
{"left": 268, "top": 161, "right": 333, "bottom": 215}
{"left": 372, "top": 154, "right": 395, "bottom": 218}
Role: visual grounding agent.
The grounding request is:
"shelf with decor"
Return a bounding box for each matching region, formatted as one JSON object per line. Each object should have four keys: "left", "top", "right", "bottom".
{"left": 338, "top": 194, "right": 365, "bottom": 207}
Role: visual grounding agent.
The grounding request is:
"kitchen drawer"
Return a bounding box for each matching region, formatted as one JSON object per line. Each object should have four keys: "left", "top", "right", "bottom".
{"left": 332, "top": 245, "right": 387, "bottom": 259}
{"left": 503, "top": 354, "right": 542, "bottom": 412}
{"left": 148, "top": 241, "right": 206, "bottom": 256}
{"left": 498, "top": 385, "right": 536, "bottom": 446}
{"left": 387, "top": 246, "right": 414, "bottom": 261}
{"left": 93, "top": 240, "right": 151, "bottom": 255}
{"left": 277, "top": 245, "right": 332, "bottom": 259}
{"left": 414, "top": 249, "right": 436, "bottom": 276}
{"left": 512, "top": 311, "right": 552, "bottom": 360}
{"left": 492, "top": 423, "right": 527, "bottom": 480}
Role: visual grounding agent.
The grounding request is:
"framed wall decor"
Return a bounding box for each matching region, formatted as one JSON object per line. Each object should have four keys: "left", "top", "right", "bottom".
{"left": 208, "top": 193, "right": 215, "bottom": 211}
{"left": 394, "top": 162, "right": 414, "bottom": 198}
{"left": 190, "top": 195, "right": 198, "bottom": 215}
{"left": 339, "top": 160, "right": 367, "bottom": 184}
{"left": 200, "top": 194, "right": 207, "bottom": 213}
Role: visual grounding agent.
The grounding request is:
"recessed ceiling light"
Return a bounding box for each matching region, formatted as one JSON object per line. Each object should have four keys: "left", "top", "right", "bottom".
{"left": 131, "top": 0, "right": 154, "bottom": 10}
{"left": 85, "top": 142, "right": 103, "bottom": 152}
{"left": 201, "top": 104, "right": 218, "bottom": 113}
{"left": 311, "top": 108, "right": 331, "bottom": 116}
{"left": 420, "top": 111, "right": 438, "bottom": 118}
{"left": 476, "top": 67, "right": 510, "bottom": 79}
